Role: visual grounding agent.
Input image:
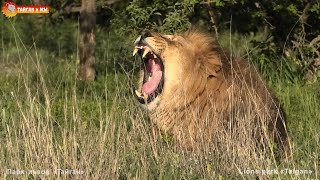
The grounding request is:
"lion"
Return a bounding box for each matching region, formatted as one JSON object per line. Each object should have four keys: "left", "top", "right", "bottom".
{"left": 132, "top": 29, "right": 291, "bottom": 162}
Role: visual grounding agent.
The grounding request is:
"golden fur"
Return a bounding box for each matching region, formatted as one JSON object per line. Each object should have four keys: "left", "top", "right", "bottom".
{"left": 136, "top": 29, "right": 290, "bottom": 159}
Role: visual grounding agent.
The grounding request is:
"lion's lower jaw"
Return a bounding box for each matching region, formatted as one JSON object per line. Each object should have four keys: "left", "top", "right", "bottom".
{"left": 141, "top": 97, "right": 161, "bottom": 111}
{"left": 149, "top": 110, "right": 179, "bottom": 132}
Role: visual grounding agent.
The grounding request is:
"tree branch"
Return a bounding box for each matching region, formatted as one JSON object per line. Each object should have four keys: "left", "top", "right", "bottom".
{"left": 51, "top": 0, "right": 121, "bottom": 19}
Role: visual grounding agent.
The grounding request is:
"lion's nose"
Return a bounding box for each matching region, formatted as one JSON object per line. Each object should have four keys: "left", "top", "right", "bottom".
{"left": 141, "top": 30, "right": 152, "bottom": 39}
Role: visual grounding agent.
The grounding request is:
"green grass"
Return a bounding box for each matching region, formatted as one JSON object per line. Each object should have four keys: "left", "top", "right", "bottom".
{"left": 0, "top": 31, "right": 319, "bottom": 179}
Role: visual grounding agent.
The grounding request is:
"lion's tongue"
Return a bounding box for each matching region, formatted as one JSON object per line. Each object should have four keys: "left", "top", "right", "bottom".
{"left": 142, "top": 59, "right": 162, "bottom": 95}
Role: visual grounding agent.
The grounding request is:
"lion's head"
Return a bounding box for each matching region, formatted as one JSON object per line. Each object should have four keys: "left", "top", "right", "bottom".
{"left": 133, "top": 29, "right": 225, "bottom": 111}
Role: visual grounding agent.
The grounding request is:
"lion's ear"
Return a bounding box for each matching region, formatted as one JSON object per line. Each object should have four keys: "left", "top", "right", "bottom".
{"left": 206, "top": 56, "right": 222, "bottom": 78}
{"left": 206, "top": 65, "right": 221, "bottom": 79}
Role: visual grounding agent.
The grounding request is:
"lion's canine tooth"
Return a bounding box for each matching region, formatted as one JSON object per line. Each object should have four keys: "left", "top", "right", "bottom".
{"left": 142, "top": 47, "right": 150, "bottom": 58}
{"left": 143, "top": 92, "right": 148, "bottom": 102}
{"left": 135, "top": 90, "right": 142, "bottom": 97}
{"left": 134, "top": 35, "right": 141, "bottom": 44}
{"left": 153, "top": 54, "right": 157, "bottom": 58}
{"left": 132, "top": 48, "right": 138, "bottom": 56}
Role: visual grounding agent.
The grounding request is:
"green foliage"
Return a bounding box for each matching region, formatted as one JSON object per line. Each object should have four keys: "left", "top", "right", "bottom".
{"left": 2, "top": 0, "right": 320, "bottom": 83}
{"left": 0, "top": 15, "right": 77, "bottom": 57}
{"left": 249, "top": 37, "right": 302, "bottom": 84}
{"left": 286, "top": 4, "right": 298, "bottom": 15}
{"left": 119, "top": 0, "right": 198, "bottom": 33}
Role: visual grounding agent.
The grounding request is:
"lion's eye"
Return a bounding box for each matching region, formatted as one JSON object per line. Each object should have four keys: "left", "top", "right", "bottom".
{"left": 163, "top": 35, "right": 175, "bottom": 41}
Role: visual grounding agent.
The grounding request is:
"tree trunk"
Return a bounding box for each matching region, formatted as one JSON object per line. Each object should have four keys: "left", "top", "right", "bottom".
{"left": 31, "top": 0, "right": 47, "bottom": 30}
{"left": 79, "top": 0, "right": 96, "bottom": 81}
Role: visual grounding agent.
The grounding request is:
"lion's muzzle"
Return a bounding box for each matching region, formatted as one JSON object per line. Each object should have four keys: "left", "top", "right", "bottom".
{"left": 132, "top": 30, "right": 164, "bottom": 104}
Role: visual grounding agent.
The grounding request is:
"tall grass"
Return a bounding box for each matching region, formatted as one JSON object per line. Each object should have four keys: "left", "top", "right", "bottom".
{"left": 0, "top": 27, "right": 319, "bottom": 179}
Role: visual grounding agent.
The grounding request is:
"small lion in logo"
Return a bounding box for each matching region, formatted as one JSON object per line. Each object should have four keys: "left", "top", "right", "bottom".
{"left": 2, "top": 2, "right": 17, "bottom": 18}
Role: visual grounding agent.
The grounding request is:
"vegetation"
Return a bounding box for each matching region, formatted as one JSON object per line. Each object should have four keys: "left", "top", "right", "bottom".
{"left": 0, "top": 0, "right": 319, "bottom": 179}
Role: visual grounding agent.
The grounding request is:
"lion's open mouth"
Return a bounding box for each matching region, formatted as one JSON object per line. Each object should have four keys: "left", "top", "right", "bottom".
{"left": 133, "top": 37, "right": 164, "bottom": 104}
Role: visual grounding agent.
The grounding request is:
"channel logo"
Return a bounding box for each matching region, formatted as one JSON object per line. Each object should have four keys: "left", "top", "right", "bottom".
{"left": 2, "top": 1, "right": 49, "bottom": 18}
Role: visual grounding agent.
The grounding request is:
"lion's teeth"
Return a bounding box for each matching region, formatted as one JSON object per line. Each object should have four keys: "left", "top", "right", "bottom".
{"left": 142, "top": 47, "right": 151, "bottom": 58}
{"left": 143, "top": 92, "right": 148, "bottom": 101}
{"left": 153, "top": 54, "right": 157, "bottom": 58}
{"left": 148, "top": 74, "right": 152, "bottom": 81}
{"left": 132, "top": 48, "right": 138, "bottom": 56}
{"left": 135, "top": 90, "right": 142, "bottom": 97}
{"left": 134, "top": 35, "right": 141, "bottom": 45}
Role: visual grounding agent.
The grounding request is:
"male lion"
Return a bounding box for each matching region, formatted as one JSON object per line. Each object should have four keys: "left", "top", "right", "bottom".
{"left": 132, "top": 29, "right": 290, "bottom": 161}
